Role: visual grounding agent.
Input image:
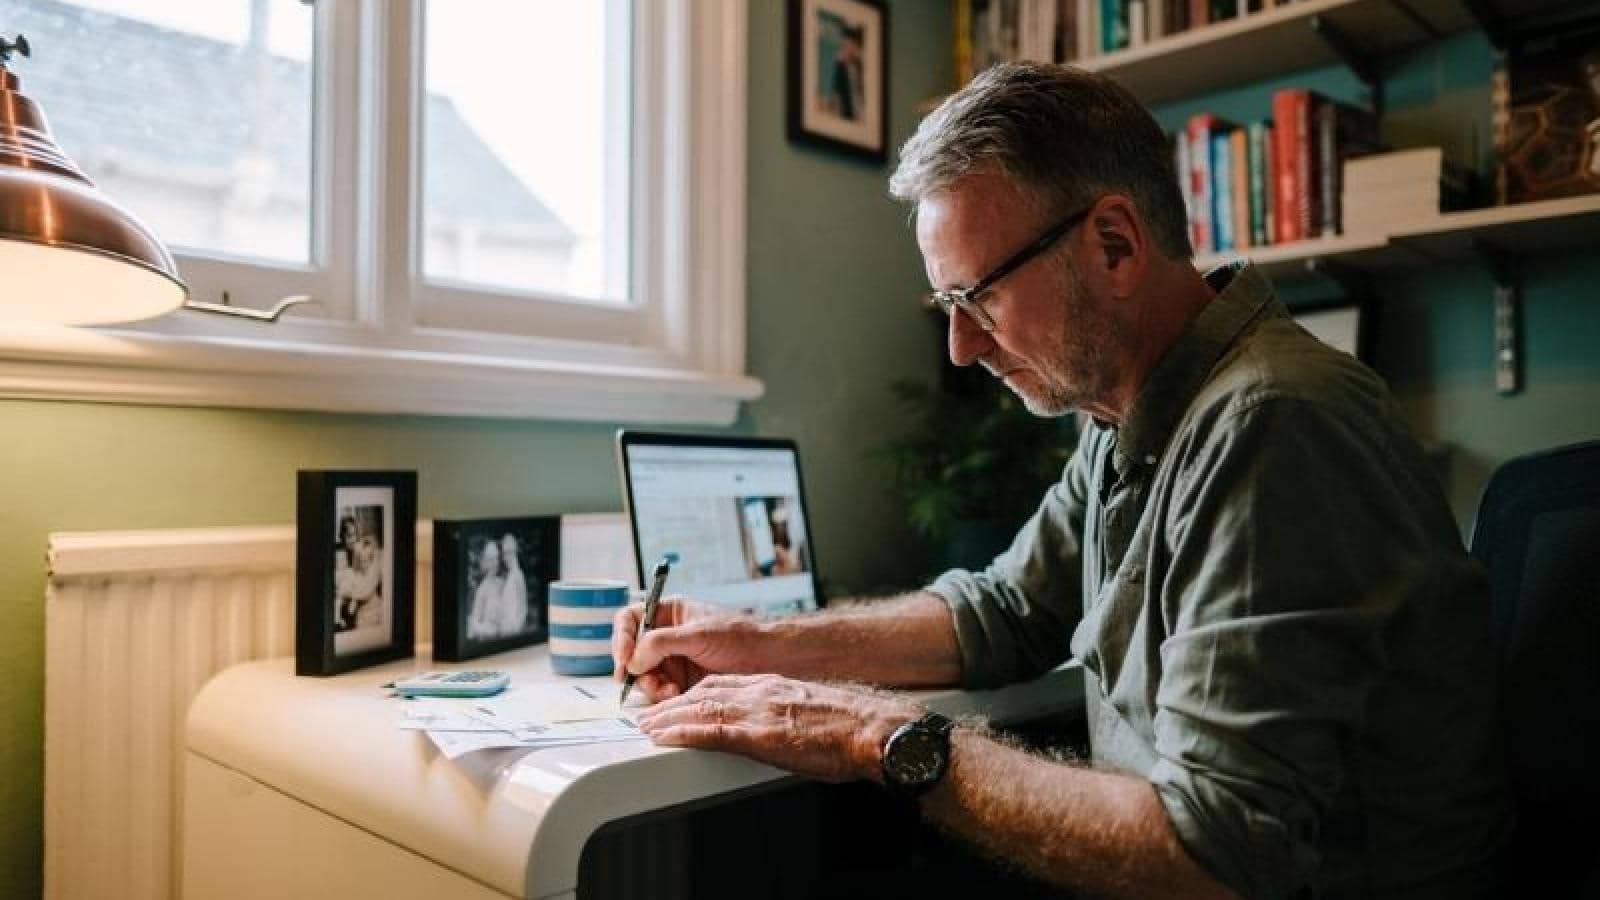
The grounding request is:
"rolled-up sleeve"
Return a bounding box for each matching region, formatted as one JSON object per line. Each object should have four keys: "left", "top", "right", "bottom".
{"left": 926, "top": 439, "right": 1092, "bottom": 689}
{"left": 1149, "top": 395, "right": 1424, "bottom": 899}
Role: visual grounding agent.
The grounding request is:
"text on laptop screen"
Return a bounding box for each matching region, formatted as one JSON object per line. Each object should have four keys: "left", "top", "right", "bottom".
{"left": 625, "top": 444, "right": 818, "bottom": 618}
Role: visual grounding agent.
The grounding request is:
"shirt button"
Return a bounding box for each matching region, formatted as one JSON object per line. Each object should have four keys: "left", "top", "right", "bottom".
{"left": 1144, "top": 454, "right": 1157, "bottom": 466}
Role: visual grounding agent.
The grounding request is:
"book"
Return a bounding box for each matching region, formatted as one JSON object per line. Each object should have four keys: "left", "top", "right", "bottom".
{"left": 1214, "top": 128, "right": 1237, "bottom": 252}
{"left": 1493, "top": 28, "right": 1600, "bottom": 204}
{"left": 1230, "top": 128, "right": 1251, "bottom": 249}
{"left": 1248, "top": 120, "right": 1274, "bottom": 246}
{"left": 1187, "top": 114, "right": 1234, "bottom": 253}
{"left": 1176, "top": 129, "right": 1195, "bottom": 251}
{"left": 1343, "top": 147, "right": 1445, "bottom": 188}
{"left": 1271, "top": 89, "right": 1314, "bottom": 243}
{"left": 1077, "top": 0, "right": 1099, "bottom": 60}
{"left": 1342, "top": 147, "right": 1473, "bottom": 232}
{"left": 1101, "top": 0, "right": 1129, "bottom": 52}
{"left": 1315, "top": 99, "right": 1382, "bottom": 237}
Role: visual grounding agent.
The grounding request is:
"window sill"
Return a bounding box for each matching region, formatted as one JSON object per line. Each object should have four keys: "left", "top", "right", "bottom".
{"left": 0, "top": 322, "right": 763, "bottom": 425}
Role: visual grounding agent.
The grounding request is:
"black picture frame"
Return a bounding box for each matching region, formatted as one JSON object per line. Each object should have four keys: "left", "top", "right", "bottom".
{"left": 787, "top": 0, "right": 889, "bottom": 162}
{"left": 296, "top": 470, "right": 417, "bottom": 676}
{"left": 432, "top": 516, "right": 560, "bottom": 662}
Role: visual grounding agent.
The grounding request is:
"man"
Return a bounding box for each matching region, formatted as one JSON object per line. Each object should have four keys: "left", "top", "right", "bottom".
{"left": 613, "top": 64, "right": 1509, "bottom": 899}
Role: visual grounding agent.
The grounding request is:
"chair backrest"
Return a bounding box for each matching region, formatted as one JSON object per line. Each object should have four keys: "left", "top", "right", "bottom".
{"left": 1469, "top": 440, "right": 1600, "bottom": 891}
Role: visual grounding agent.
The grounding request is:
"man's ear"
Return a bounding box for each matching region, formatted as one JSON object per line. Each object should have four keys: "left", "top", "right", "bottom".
{"left": 1087, "top": 195, "right": 1148, "bottom": 299}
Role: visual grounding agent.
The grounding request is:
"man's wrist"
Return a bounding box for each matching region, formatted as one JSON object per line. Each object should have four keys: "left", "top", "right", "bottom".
{"left": 856, "top": 698, "right": 926, "bottom": 783}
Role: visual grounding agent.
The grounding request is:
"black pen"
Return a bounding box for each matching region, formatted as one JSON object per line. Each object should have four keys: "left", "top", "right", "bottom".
{"left": 619, "top": 556, "right": 672, "bottom": 706}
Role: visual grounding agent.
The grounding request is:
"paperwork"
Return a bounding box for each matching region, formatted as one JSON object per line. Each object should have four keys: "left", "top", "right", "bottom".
{"left": 400, "top": 683, "right": 646, "bottom": 759}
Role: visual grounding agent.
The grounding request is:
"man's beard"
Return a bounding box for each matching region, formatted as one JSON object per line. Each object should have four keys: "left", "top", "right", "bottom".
{"left": 1001, "top": 276, "right": 1118, "bottom": 417}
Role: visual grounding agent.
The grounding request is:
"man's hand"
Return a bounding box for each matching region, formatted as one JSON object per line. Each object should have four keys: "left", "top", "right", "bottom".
{"left": 611, "top": 598, "right": 769, "bottom": 702}
{"left": 635, "top": 674, "right": 924, "bottom": 783}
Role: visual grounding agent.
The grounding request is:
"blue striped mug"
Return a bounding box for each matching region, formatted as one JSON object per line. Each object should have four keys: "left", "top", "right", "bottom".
{"left": 547, "top": 579, "right": 631, "bottom": 676}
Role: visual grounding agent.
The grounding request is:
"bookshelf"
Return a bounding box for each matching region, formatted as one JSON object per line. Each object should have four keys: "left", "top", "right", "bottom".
{"left": 953, "top": 0, "right": 1595, "bottom": 390}
{"left": 1195, "top": 195, "right": 1600, "bottom": 280}
{"left": 1078, "top": 0, "right": 1573, "bottom": 104}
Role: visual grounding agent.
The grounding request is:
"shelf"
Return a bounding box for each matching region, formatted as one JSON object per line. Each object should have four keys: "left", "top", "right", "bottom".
{"left": 1080, "top": 0, "right": 1572, "bottom": 105}
{"left": 1195, "top": 194, "right": 1600, "bottom": 280}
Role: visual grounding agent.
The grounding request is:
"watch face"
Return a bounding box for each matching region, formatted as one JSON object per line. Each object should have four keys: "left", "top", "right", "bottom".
{"left": 888, "top": 726, "right": 946, "bottom": 785}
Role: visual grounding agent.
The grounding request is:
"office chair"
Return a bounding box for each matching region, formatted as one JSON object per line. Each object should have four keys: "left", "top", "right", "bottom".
{"left": 1469, "top": 440, "right": 1600, "bottom": 894}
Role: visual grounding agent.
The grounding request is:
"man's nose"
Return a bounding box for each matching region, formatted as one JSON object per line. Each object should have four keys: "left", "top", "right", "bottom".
{"left": 947, "top": 306, "right": 992, "bottom": 367}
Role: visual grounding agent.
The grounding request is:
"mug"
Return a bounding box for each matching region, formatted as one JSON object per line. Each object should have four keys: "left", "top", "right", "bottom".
{"left": 547, "top": 579, "right": 631, "bottom": 676}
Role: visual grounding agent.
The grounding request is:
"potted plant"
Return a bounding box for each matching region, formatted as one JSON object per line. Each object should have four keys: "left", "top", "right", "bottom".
{"left": 877, "top": 374, "right": 1076, "bottom": 573}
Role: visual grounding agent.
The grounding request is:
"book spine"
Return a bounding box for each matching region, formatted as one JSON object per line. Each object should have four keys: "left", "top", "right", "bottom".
{"left": 956, "top": 0, "right": 974, "bottom": 83}
{"left": 1188, "top": 114, "right": 1217, "bottom": 253}
{"left": 1129, "top": 0, "right": 1147, "bottom": 47}
{"left": 1101, "top": 0, "right": 1129, "bottom": 51}
{"left": 1213, "top": 130, "right": 1234, "bottom": 252}
{"left": 1188, "top": 0, "right": 1209, "bottom": 29}
{"left": 1316, "top": 101, "right": 1381, "bottom": 237}
{"left": 1055, "top": 0, "right": 1075, "bottom": 61}
{"left": 1248, "top": 121, "right": 1268, "bottom": 246}
{"left": 1316, "top": 101, "right": 1338, "bottom": 237}
{"left": 1270, "top": 90, "right": 1301, "bottom": 243}
{"left": 1262, "top": 121, "right": 1275, "bottom": 246}
{"left": 1077, "top": 0, "right": 1097, "bottom": 60}
{"left": 1176, "top": 129, "right": 1194, "bottom": 252}
{"left": 1231, "top": 128, "right": 1250, "bottom": 249}
{"left": 1296, "top": 91, "right": 1317, "bottom": 242}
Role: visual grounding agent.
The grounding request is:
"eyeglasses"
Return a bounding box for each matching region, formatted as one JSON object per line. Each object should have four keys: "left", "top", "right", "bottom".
{"left": 925, "top": 204, "right": 1093, "bottom": 332}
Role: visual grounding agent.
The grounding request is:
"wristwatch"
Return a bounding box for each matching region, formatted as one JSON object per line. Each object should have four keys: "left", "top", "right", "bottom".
{"left": 880, "top": 711, "right": 957, "bottom": 797}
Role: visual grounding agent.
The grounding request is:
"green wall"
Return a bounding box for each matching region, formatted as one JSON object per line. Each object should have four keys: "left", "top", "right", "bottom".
{"left": 5, "top": 8, "right": 1598, "bottom": 896}
{"left": 0, "top": 4, "right": 952, "bottom": 892}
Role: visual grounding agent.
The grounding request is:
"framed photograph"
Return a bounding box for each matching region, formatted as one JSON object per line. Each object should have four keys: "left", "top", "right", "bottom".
{"left": 787, "top": 0, "right": 889, "bottom": 162}
{"left": 296, "top": 470, "right": 417, "bottom": 676}
{"left": 432, "top": 516, "right": 561, "bottom": 662}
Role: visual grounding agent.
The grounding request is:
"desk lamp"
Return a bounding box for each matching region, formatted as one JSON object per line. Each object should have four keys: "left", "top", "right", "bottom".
{"left": 0, "top": 33, "right": 307, "bottom": 325}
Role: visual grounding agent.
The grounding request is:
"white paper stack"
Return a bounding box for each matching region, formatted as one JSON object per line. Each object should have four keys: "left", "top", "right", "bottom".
{"left": 399, "top": 683, "right": 647, "bottom": 760}
{"left": 1341, "top": 148, "right": 1467, "bottom": 235}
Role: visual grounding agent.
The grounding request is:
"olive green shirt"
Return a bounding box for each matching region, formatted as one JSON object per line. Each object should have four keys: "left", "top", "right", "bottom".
{"left": 929, "top": 263, "right": 1511, "bottom": 900}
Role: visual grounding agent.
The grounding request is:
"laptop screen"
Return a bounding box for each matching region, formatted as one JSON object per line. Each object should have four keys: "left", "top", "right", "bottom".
{"left": 617, "top": 432, "right": 823, "bottom": 617}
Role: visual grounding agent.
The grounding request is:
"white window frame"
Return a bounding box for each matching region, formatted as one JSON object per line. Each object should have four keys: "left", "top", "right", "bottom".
{"left": 0, "top": 0, "right": 759, "bottom": 425}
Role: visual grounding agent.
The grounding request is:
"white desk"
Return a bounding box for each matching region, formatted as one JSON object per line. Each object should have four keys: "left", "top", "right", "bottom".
{"left": 182, "top": 647, "right": 1083, "bottom": 900}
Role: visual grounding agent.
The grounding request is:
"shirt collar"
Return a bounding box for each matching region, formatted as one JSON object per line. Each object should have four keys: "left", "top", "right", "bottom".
{"left": 1112, "top": 261, "right": 1276, "bottom": 479}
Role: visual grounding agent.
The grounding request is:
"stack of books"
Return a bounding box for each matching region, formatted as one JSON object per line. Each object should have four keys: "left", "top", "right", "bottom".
{"left": 1342, "top": 148, "right": 1472, "bottom": 235}
{"left": 1179, "top": 89, "right": 1381, "bottom": 256}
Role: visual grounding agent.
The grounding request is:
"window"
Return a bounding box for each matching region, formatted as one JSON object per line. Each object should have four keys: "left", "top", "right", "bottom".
{"left": 0, "top": 0, "right": 757, "bottom": 424}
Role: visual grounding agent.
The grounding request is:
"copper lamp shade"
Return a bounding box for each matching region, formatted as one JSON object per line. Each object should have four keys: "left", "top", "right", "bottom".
{"left": 0, "top": 42, "right": 188, "bottom": 325}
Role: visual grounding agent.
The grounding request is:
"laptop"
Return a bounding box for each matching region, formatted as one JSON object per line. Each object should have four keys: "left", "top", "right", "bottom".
{"left": 615, "top": 430, "right": 825, "bottom": 617}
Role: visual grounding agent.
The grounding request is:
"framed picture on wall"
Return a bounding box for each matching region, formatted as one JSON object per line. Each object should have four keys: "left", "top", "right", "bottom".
{"left": 432, "top": 516, "right": 560, "bottom": 662}
{"left": 296, "top": 470, "right": 418, "bottom": 676}
{"left": 787, "top": 0, "right": 889, "bottom": 162}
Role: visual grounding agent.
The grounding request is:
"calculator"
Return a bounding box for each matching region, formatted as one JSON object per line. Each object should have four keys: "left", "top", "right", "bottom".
{"left": 391, "top": 670, "right": 510, "bottom": 698}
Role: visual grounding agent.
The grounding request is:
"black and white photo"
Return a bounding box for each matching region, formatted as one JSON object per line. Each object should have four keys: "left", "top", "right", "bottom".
{"left": 297, "top": 471, "right": 417, "bottom": 675}
{"left": 433, "top": 516, "right": 559, "bottom": 662}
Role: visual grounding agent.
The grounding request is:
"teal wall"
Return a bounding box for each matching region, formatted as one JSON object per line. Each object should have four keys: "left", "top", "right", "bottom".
{"left": 4, "top": 8, "right": 1598, "bottom": 896}
{"left": 0, "top": 4, "right": 952, "bottom": 892}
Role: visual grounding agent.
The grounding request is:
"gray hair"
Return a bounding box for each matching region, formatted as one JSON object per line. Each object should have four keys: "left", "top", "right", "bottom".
{"left": 889, "top": 63, "right": 1192, "bottom": 260}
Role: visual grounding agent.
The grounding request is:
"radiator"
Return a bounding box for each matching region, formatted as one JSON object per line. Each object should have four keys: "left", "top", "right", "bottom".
{"left": 43, "top": 514, "right": 633, "bottom": 900}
